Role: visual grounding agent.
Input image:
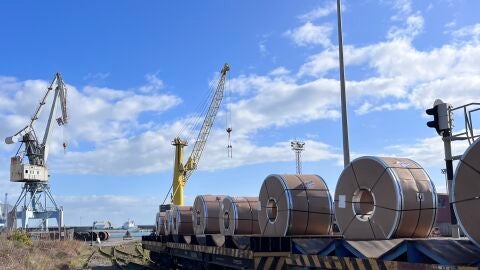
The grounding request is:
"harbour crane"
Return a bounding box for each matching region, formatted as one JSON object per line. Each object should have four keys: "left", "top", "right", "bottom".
{"left": 4, "top": 72, "right": 68, "bottom": 230}
{"left": 170, "top": 64, "right": 230, "bottom": 206}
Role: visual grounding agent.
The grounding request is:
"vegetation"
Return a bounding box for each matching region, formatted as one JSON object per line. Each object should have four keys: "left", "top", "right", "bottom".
{"left": 7, "top": 229, "right": 33, "bottom": 247}
{"left": 0, "top": 231, "right": 91, "bottom": 270}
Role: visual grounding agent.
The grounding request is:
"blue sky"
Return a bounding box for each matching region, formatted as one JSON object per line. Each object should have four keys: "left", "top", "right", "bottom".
{"left": 1, "top": 0, "right": 480, "bottom": 226}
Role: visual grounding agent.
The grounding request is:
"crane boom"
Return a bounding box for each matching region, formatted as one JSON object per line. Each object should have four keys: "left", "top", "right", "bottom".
{"left": 170, "top": 64, "right": 230, "bottom": 205}
{"left": 5, "top": 72, "right": 68, "bottom": 182}
{"left": 42, "top": 73, "right": 68, "bottom": 162}
{"left": 184, "top": 64, "right": 230, "bottom": 181}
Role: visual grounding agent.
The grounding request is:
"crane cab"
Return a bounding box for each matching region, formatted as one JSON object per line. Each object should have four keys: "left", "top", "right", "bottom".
{"left": 10, "top": 156, "right": 48, "bottom": 182}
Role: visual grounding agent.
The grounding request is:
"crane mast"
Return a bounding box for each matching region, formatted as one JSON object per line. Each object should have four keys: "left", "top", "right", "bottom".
{"left": 171, "top": 64, "right": 230, "bottom": 205}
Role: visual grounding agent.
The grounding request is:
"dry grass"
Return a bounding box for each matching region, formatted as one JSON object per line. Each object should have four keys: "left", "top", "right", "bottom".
{"left": 0, "top": 232, "right": 92, "bottom": 270}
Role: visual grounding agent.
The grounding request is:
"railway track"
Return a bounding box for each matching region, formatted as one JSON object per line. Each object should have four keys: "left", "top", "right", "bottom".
{"left": 91, "top": 245, "right": 154, "bottom": 270}
{"left": 82, "top": 249, "right": 97, "bottom": 269}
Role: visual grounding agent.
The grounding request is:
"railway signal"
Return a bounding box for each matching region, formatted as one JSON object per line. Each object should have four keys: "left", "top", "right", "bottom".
{"left": 426, "top": 99, "right": 452, "bottom": 135}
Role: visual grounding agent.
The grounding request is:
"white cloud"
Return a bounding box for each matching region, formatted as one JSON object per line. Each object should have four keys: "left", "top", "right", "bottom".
{"left": 51, "top": 119, "right": 188, "bottom": 175}
{"left": 298, "top": 1, "right": 337, "bottom": 22}
{"left": 451, "top": 23, "right": 480, "bottom": 44}
{"left": 389, "top": 0, "right": 413, "bottom": 20}
{"left": 298, "top": 48, "right": 339, "bottom": 77}
{"left": 387, "top": 13, "right": 424, "bottom": 40}
{"left": 355, "top": 101, "right": 411, "bottom": 115}
{"left": 138, "top": 73, "right": 165, "bottom": 93}
{"left": 297, "top": 37, "right": 480, "bottom": 114}
{"left": 385, "top": 0, "right": 424, "bottom": 41}
{"left": 83, "top": 72, "right": 110, "bottom": 81}
{"left": 385, "top": 135, "right": 469, "bottom": 169}
{"left": 444, "top": 20, "right": 457, "bottom": 29}
{"left": 409, "top": 75, "right": 480, "bottom": 109}
{"left": 285, "top": 22, "right": 332, "bottom": 47}
{"left": 227, "top": 75, "right": 341, "bottom": 136}
{"left": 298, "top": 44, "right": 372, "bottom": 77}
{"left": 269, "top": 67, "right": 290, "bottom": 76}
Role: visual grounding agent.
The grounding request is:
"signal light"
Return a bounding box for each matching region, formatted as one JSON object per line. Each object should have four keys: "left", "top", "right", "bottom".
{"left": 426, "top": 106, "right": 439, "bottom": 132}
{"left": 426, "top": 100, "right": 452, "bottom": 135}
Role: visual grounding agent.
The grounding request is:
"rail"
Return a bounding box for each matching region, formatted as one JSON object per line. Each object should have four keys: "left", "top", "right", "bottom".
{"left": 90, "top": 244, "right": 155, "bottom": 269}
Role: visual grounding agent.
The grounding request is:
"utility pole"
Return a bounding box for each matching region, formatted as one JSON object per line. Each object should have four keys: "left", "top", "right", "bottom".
{"left": 336, "top": 0, "right": 351, "bottom": 167}
{"left": 291, "top": 140, "right": 305, "bottom": 174}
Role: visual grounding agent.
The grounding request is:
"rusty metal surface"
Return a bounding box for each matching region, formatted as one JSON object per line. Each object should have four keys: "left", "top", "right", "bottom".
{"left": 220, "top": 196, "right": 260, "bottom": 235}
{"left": 453, "top": 139, "right": 480, "bottom": 248}
{"left": 192, "top": 195, "right": 226, "bottom": 235}
{"left": 335, "top": 156, "right": 437, "bottom": 240}
{"left": 258, "top": 174, "right": 334, "bottom": 236}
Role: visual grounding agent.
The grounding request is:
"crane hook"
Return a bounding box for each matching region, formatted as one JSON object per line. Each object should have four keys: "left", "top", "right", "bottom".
{"left": 226, "top": 127, "right": 233, "bottom": 158}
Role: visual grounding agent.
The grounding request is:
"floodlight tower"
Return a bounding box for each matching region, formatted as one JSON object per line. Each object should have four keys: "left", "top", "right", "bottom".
{"left": 291, "top": 140, "right": 305, "bottom": 174}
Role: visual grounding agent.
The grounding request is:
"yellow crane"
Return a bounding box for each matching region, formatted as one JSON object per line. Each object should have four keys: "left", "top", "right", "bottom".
{"left": 170, "top": 64, "right": 230, "bottom": 205}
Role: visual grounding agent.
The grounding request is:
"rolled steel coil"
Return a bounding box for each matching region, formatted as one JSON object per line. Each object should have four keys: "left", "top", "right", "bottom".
{"left": 258, "top": 174, "right": 334, "bottom": 236}
{"left": 156, "top": 211, "right": 166, "bottom": 235}
{"left": 335, "top": 156, "right": 437, "bottom": 240}
{"left": 164, "top": 209, "right": 173, "bottom": 235}
{"left": 453, "top": 139, "right": 480, "bottom": 247}
{"left": 172, "top": 205, "right": 194, "bottom": 235}
{"left": 98, "top": 231, "right": 107, "bottom": 241}
{"left": 192, "top": 195, "right": 226, "bottom": 235}
{"left": 220, "top": 196, "right": 260, "bottom": 235}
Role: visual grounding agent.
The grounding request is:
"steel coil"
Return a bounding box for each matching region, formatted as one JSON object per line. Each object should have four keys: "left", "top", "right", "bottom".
{"left": 172, "top": 205, "right": 194, "bottom": 235}
{"left": 192, "top": 195, "right": 226, "bottom": 235}
{"left": 220, "top": 196, "right": 260, "bottom": 235}
{"left": 335, "top": 156, "right": 437, "bottom": 240}
{"left": 258, "top": 174, "right": 334, "bottom": 236}
{"left": 453, "top": 139, "right": 480, "bottom": 247}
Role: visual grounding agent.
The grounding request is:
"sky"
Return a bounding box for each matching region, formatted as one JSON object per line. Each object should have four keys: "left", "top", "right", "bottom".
{"left": 0, "top": 0, "right": 480, "bottom": 227}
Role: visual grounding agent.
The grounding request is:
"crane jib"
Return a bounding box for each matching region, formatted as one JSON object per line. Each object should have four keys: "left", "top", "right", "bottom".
{"left": 5, "top": 73, "right": 69, "bottom": 181}
{"left": 170, "top": 63, "right": 230, "bottom": 205}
